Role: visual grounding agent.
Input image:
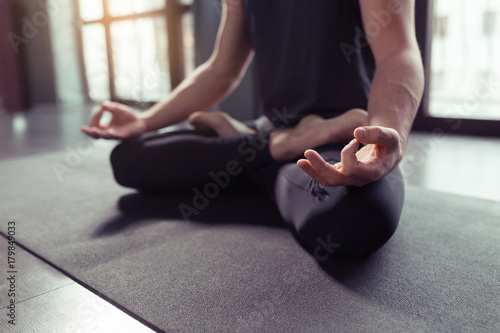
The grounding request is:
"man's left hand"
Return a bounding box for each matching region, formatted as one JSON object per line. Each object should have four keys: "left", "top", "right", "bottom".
{"left": 297, "top": 126, "right": 404, "bottom": 187}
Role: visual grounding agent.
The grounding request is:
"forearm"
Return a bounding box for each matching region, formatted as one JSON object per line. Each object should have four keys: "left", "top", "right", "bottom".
{"left": 367, "top": 48, "right": 424, "bottom": 148}
{"left": 138, "top": 61, "right": 246, "bottom": 131}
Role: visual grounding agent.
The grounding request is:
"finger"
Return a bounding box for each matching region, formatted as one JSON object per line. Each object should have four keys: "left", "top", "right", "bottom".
{"left": 99, "top": 127, "right": 121, "bottom": 140}
{"left": 90, "top": 109, "right": 105, "bottom": 128}
{"left": 345, "top": 145, "right": 387, "bottom": 181}
{"left": 100, "top": 101, "right": 120, "bottom": 112}
{"left": 354, "top": 126, "right": 399, "bottom": 148}
{"left": 329, "top": 161, "right": 369, "bottom": 187}
{"left": 297, "top": 159, "right": 330, "bottom": 186}
{"left": 81, "top": 126, "right": 99, "bottom": 139}
{"left": 303, "top": 150, "right": 347, "bottom": 186}
{"left": 81, "top": 126, "right": 96, "bottom": 139}
{"left": 103, "top": 128, "right": 126, "bottom": 140}
{"left": 299, "top": 156, "right": 368, "bottom": 187}
{"left": 342, "top": 160, "right": 380, "bottom": 182}
{"left": 103, "top": 101, "right": 136, "bottom": 125}
{"left": 101, "top": 101, "right": 132, "bottom": 116}
{"left": 339, "top": 139, "right": 360, "bottom": 177}
{"left": 81, "top": 126, "right": 103, "bottom": 139}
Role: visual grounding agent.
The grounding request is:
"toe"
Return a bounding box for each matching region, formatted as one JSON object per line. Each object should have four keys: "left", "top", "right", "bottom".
{"left": 187, "top": 111, "right": 206, "bottom": 125}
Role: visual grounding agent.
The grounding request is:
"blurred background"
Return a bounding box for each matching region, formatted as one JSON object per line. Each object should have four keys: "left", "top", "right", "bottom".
{"left": 1, "top": 0, "right": 499, "bottom": 129}
{"left": 0, "top": 0, "right": 257, "bottom": 120}
{"left": 431, "top": 0, "right": 500, "bottom": 121}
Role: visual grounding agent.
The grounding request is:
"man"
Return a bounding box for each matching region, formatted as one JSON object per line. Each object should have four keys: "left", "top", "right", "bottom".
{"left": 82, "top": 0, "right": 424, "bottom": 258}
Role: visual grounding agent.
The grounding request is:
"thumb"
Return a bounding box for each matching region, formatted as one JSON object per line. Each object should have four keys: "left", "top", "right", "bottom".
{"left": 354, "top": 126, "right": 399, "bottom": 147}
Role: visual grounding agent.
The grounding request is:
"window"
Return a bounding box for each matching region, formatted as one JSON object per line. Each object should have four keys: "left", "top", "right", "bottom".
{"left": 77, "top": 0, "right": 194, "bottom": 104}
{"left": 429, "top": 0, "right": 500, "bottom": 121}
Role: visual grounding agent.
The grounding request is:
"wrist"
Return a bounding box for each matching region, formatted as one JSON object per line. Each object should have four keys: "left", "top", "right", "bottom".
{"left": 138, "top": 112, "right": 154, "bottom": 132}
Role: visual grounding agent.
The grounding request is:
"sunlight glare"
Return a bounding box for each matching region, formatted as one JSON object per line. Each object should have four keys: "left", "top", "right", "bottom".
{"left": 79, "top": 0, "right": 103, "bottom": 22}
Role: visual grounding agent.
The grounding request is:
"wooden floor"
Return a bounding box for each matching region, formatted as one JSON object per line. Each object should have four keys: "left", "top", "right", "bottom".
{"left": 402, "top": 131, "right": 500, "bottom": 202}
{"left": 1, "top": 104, "right": 499, "bottom": 332}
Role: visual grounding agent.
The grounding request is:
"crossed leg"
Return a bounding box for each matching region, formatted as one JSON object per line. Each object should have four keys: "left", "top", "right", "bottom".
{"left": 186, "top": 110, "right": 404, "bottom": 257}
{"left": 110, "top": 110, "right": 404, "bottom": 257}
{"left": 271, "top": 147, "right": 404, "bottom": 258}
{"left": 110, "top": 121, "right": 272, "bottom": 193}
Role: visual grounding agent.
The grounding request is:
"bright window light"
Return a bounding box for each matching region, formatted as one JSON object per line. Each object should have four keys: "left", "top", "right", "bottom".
{"left": 108, "top": 0, "right": 166, "bottom": 17}
{"left": 82, "top": 24, "right": 110, "bottom": 101}
{"left": 111, "top": 18, "right": 170, "bottom": 101}
{"left": 79, "top": 0, "right": 103, "bottom": 22}
{"left": 77, "top": 0, "right": 195, "bottom": 103}
{"left": 429, "top": 0, "right": 500, "bottom": 120}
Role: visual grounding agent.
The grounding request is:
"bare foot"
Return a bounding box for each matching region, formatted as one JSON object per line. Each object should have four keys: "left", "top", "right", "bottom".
{"left": 270, "top": 108, "right": 368, "bottom": 161}
{"left": 188, "top": 111, "right": 256, "bottom": 137}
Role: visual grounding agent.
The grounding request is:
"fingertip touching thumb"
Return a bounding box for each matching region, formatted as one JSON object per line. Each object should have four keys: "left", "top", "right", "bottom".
{"left": 354, "top": 127, "right": 368, "bottom": 141}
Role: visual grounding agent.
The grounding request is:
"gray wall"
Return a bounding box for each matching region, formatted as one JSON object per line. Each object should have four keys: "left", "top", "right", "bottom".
{"left": 193, "top": 0, "right": 259, "bottom": 121}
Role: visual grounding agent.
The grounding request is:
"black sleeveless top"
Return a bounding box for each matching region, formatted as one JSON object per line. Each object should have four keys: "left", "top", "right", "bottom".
{"left": 241, "top": 0, "right": 375, "bottom": 126}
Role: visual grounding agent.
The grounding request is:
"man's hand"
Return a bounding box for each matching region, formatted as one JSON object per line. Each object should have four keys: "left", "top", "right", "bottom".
{"left": 297, "top": 126, "right": 404, "bottom": 187}
{"left": 81, "top": 101, "right": 148, "bottom": 140}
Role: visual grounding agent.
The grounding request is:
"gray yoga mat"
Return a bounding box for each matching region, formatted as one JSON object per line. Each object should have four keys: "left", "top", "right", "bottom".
{"left": 1, "top": 142, "right": 499, "bottom": 332}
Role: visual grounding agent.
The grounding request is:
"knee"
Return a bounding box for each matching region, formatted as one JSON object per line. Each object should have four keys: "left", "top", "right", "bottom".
{"left": 297, "top": 185, "right": 404, "bottom": 260}
{"left": 109, "top": 140, "right": 140, "bottom": 188}
{"left": 301, "top": 209, "right": 399, "bottom": 260}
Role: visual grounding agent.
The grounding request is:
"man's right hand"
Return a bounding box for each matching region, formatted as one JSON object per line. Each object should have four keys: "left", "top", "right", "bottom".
{"left": 81, "top": 101, "right": 148, "bottom": 140}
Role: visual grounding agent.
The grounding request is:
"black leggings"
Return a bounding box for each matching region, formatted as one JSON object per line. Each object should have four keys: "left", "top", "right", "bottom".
{"left": 110, "top": 117, "right": 405, "bottom": 258}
